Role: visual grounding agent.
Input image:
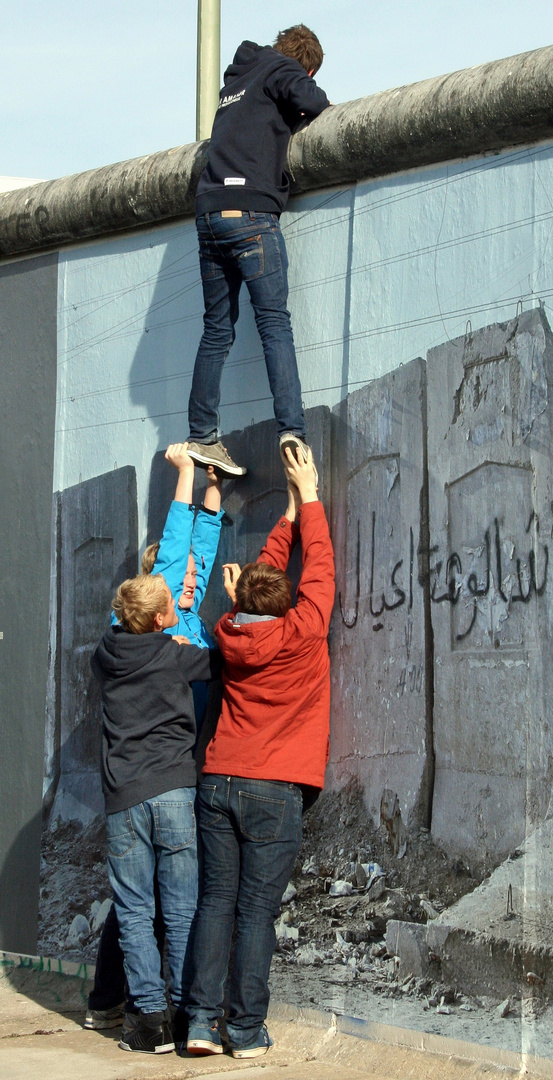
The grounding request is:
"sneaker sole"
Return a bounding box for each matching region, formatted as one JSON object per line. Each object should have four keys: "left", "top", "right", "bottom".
{"left": 231, "top": 1043, "right": 273, "bottom": 1059}
{"left": 118, "top": 1038, "right": 175, "bottom": 1054}
{"left": 187, "top": 448, "right": 246, "bottom": 477}
{"left": 279, "top": 437, "right": 307, "bottom": 464}
{"left": 186, "top": 1040, "right": 224, "bottom": 1055}
{"left": 279, "top": 439, "right": 319, "bottom": 488}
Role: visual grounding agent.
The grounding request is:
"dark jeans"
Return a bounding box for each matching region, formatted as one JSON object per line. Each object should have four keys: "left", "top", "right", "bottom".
{"left": 186, "top": 774, "right": 303, "bottom": 1048}
{"left": 188, "top": 211, "right": 306, "bottom": 443}
{"left": 88, "top": 887, "right": 165, "bottom": 1012}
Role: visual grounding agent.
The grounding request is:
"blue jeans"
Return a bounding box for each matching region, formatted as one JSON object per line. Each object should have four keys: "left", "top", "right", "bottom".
{"left": 188, "top": 212, "right": 306, "bottom": 443}
{"left": 187, "top": 774, "right": 303, "bottom": 1047}
{"left": 106, "top": 787, "right": 198, "bottom": 1014}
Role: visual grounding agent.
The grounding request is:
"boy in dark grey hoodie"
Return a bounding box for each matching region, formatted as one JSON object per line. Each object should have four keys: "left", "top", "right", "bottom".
{"left": 187, "top": 24, "right": 331, "bottom": 478}
{"left": 91, "top": 572, "right": 220, "bottom": 1054}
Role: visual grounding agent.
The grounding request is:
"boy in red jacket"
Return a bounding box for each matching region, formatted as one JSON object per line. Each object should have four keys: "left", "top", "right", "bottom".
{"left": 185, "top": 447, "right": 334, "bottom": 1059}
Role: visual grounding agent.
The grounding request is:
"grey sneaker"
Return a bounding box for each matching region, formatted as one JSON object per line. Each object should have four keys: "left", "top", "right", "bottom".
{"left": 84, "top": 1002, "right": 125, "bottom": 1029}
{"left": 187, "top": 440, "right": 246, "bottom": 477}
{"left": 279, "top": 433, "right": 318, "bottom": 487}
{"left": 231, "top": 1023, "right": 274, "bottom": 1058}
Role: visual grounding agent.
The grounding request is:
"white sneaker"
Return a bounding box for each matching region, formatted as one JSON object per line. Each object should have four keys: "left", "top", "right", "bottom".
{"left": 187, "top": 440, "right": 247, "bottom": 477}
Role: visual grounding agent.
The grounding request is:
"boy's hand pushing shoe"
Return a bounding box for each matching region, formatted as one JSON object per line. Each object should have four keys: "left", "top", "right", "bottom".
{"left": 279, "top": 433, "right": 318, "bottom": 487}
{"left": 283, "top": 444, "right": 318, "bottom": 504}
{"left": 165, "top": 441, "right": 195, "bottom": 471}
{"left": 187, "top": 440, "right": 247, "bottom": 477}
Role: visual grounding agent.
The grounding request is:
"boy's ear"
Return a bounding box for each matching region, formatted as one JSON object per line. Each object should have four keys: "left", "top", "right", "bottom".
{"left": 153, "top": 610, "right": 164, "bottom": 631}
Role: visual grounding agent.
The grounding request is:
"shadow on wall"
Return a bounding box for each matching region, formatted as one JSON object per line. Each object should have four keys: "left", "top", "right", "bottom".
{"left": 43, "top": 305, "right": 553, "bottom": 872}
{"left": 0, "top": 811, "right": 42, "bottom": 955}
{"left": 44, "top": 467, "right": 138, "bottom": 826}
{"left": 127, "top": 225, "right": 201, "bottom": 453}
{"left": 126, "top": 223, "right": 263, "bottom": 455}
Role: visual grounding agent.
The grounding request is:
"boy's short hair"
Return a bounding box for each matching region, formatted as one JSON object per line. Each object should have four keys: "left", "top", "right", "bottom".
{"left": 273, "top": 24, "right": 323, "bottom": 74}
{"left": 235, "top": 562, "right": 292, "bottom": 618}
{"left": 112, "top": 573, "right": 169, "bottom": 634}
{"left": 141, "top": 541, "right": 160, "bottom": 575}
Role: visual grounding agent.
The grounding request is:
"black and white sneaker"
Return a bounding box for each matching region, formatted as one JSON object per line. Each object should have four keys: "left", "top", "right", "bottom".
{"left": 84, "top": 1002, "right": 125, "bottom": 1029}
{"left": 187, "top": 440, "right": 247, "bottom": 476}
{"left": 118, "top": 1009, "right": 175, "bottom": 1054}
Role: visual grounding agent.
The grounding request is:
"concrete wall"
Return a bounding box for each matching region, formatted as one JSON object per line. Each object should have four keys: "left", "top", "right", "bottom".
{"left": 46, "top": 138, "right": 553, "bottom": 858}
{"left": 0, "top": 254, "right": 58, "bottom": 952}
{"left": 4, "top": 49, "right": 553, "bottom": 946}
{"left": 428, "top": 308, "right": 553, "bottom": 859}
{"left": 329, "top": 360, "right": 431, "bottom": 836}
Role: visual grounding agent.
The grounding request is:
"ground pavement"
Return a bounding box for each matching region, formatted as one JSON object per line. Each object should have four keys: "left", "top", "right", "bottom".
{"left": 1, "top": 953, "right": 552, "bottom": 1080}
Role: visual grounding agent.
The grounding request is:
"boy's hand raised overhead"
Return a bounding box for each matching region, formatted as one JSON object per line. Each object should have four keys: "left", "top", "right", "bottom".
{"left": 284, "top": 445, "right": 318, "bottom": 505}
{"left": 165, "top": 442, "right": 194, "bottom": 472}
{"left": 223, "top": 563, "right": 242, "bottom": 603}
{"left": 165, "top": 443, "right": 194, "bottom": 504}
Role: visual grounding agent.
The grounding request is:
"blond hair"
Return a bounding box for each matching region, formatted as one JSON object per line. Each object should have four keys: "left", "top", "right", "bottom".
{"left": 112, "top": 573, "right": 169, "bottom": 634}
{"left": 141, "top": 541, "right": 160, "bottom": 575}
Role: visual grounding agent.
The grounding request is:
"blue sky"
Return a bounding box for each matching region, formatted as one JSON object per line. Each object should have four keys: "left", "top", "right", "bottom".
{"left": 4, "top": 0, "right": 553, "bottom": 181}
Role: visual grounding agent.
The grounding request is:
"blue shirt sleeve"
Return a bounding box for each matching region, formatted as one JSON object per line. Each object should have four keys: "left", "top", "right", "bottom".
{"left": 191, "top": 507, "right": 223, "bottom": 613}
{"left": 152, "top": 501, "right": 195, "bottom": 602}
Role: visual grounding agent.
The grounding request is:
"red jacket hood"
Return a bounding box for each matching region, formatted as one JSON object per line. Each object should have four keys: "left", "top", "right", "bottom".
{"left": 216, "top": 613, "right": 290, "bottom": 666}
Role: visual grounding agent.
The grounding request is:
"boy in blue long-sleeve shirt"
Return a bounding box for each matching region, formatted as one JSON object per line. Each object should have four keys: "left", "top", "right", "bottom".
{"left": 150, "top": 443, "right": 223, "bottom": 730}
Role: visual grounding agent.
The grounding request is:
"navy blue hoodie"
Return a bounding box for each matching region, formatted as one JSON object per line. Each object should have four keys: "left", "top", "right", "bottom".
{"left": 195, "top": 40, "right": 330, "bottom": 216}
{"left": 91, "top": 625, "right": 221, "bottom": 814}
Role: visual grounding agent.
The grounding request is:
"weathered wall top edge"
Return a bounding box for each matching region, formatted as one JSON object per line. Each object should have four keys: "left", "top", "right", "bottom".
{"left": 1, "top": 43, "right": 553, "bottom": 259}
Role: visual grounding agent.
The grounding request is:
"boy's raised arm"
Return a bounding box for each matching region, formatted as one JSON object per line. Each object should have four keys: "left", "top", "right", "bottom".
{"left": 284, "top": 447, "right": 335, "bottom": 636}
{"left": 152, "top": 444, "right": 195, "bottom": 598}
{"left": 256, "top": 481, "right": 301, "bottom": 572}
{"left": 191, "top": 469, "right": 224, "bottom": 611}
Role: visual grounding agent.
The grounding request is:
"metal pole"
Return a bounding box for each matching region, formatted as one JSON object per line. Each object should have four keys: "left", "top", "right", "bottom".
{"left": 196, "top": 0, "right": 221, "bottom": 141}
